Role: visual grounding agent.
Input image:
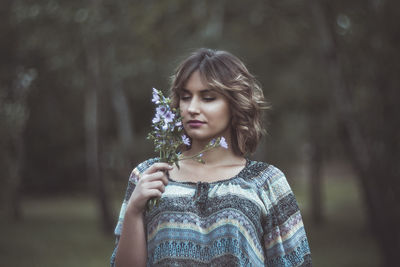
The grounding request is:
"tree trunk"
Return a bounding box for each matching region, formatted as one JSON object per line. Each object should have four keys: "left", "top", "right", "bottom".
{"left": 84, "top": 46, "right": 114, "bottom": 234}
{"left": 203, "top": 0, "right": 226, "bottom": 39}
{"left": 108, "top": 45, "right": 135, "bottom": 157}
{"left": 82, "top": 0, "right": 114, "bottom": 234}
{"left": 0, "top": 0, "right": 25, "bottom": 221}
{"left": 111, "top": 81, "right": 135, "bottom": 152}
{"left": 308, "top": 117, "right": 324, "bottom": 225}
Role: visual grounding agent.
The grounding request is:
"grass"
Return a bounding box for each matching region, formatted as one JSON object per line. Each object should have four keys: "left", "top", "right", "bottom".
{"left": 0, "top": 161, "right": 380, "bottom": 267}
{"left": 0, "top": 196, "right": 115, "bottom": 267}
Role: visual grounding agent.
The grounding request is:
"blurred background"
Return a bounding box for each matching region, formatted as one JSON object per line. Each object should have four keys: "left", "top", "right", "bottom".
{"left": 1, "top": 0, "right": 399, "bottom": 266}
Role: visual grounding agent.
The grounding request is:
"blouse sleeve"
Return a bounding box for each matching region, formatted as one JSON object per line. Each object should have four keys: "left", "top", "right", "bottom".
{"left": 260, "top": 166, "right": 312, "bottom": 267}
{"left": 110, "top": 158, "right": 158, "bottom": 267}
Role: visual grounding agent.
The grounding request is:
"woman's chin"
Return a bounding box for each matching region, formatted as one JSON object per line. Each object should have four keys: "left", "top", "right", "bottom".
{"left": 185, "top": 128, "right": 230, "bottom": 142}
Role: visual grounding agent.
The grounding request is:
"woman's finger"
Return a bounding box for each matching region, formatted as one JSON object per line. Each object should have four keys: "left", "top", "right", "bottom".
{"left": 143, "top": 162, "right": 173, "bottom": 175}
{"left": 143, "top": 180, "right": 165, "bottom": 192}
{"left": 144, "top": 189, "right": 163, "bottom": 199}
{"left": 141, "top": 171, "right": 169, "bottom": 185}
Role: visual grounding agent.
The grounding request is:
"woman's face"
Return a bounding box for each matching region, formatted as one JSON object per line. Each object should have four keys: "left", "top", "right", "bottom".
{"left": 179, "top": 70, "right": 231, "bottom": 142}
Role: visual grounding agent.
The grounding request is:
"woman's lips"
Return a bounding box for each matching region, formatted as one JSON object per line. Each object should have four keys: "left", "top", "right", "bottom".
{"left": 187, "top": 120, "right": 205, "bottom": 128}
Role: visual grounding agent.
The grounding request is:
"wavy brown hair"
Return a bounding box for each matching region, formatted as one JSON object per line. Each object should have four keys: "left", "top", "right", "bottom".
{"left": 170, "top": 48, "right": 268, "bottom": 156}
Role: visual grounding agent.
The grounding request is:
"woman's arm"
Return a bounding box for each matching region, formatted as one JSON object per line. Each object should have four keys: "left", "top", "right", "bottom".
{"left": 114, "top": 210, "right": 147, "bottom": 267}
{"left": 114, "top": 162, "right": 172, "bottom": 267}
{"left": 261, "top": 166, "right": 312, "bottom": 267}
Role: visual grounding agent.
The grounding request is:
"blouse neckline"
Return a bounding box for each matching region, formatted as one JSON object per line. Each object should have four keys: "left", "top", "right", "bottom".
{"left": 167, "top": 158, "right": 251, "bottom": 185}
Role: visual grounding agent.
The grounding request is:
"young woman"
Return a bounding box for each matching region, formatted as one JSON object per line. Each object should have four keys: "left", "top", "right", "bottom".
{"left": 111, "top": 48, "right": 312, "bottom": 266}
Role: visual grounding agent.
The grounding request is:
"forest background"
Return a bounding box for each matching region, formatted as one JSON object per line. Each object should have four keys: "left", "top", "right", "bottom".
{"left": 1, "top": 0, "right": 399, "bottom": 266}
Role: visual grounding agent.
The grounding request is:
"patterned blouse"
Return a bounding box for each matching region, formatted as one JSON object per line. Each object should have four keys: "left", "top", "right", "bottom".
{"left": 111, "top": 158, "right": 312, "bottom": 267}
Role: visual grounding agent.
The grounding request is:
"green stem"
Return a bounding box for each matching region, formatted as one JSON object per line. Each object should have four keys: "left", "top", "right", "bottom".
{"left": 178, "top": 144, "right": 218, "bottom": 161}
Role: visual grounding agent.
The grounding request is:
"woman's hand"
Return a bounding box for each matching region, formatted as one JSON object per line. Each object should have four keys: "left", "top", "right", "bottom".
{"left": 127, "top": 163, "right": 172, "bottom": 216}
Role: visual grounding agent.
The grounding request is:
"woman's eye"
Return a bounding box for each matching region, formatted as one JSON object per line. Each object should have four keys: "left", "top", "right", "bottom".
{"left": 203, "top": 97, "right": 216, "bottom": 102}
{"left": 180, "top": 95, "right": 191, "bottom": 101}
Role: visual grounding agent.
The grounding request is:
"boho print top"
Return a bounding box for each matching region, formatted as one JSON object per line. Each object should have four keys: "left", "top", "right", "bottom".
{"left": 111, "top": 158, "right": 312, "bottom": 267}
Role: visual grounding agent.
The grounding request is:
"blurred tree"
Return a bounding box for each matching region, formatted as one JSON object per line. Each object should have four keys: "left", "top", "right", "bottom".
{"left": 81, "top": 0, "right": 114, "bottom": 234}
{"left": 0, "top": 0, "right": 37, "bottom": 220}
{"left": 307, "top": 112, "right": 325, "bottom": 225}
{"left": 310, "top": 0, "right": 400, "bottom": 264}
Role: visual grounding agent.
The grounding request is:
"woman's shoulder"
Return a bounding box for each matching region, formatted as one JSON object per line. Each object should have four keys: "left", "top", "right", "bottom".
{"left": 244, "top": 159, "right": 287, "bottom": 186}
{"left": 127, "top": 158, "right": 159, "bottom": 182}
{"left": 135, "top": 157, "right": 159, "bottom": 172}
{"left": 250, "top": 160, "right": 295, "bottom": 199}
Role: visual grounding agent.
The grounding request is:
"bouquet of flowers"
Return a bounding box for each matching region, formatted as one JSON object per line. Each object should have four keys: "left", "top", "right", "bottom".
{"left": 145, "top": 88, "right": 228, "bottom": 209}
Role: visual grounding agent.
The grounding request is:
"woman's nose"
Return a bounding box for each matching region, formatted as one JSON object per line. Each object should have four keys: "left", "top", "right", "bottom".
{"left": 187, "top": 98, "right": 200, "bottom": 114}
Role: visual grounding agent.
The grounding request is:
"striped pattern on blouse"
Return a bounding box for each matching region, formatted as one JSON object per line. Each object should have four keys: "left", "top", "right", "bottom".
{"left": 111, "top": 158, "right": 312, "bottom": 266}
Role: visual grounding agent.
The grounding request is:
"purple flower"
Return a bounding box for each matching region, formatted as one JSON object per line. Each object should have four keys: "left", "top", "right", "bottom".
{"left": 182, "top": 135, "right": 190, "bottom": 146}
{"left": 219, "top": 137, "right": 228, "bottom": 149}
{"left": 152, "top": 88, "right": 160, "bottom": 104}
{"left": 156, "top": 105, "right": 167, "bottom": 116}
{"left": 175, "top": 121, "right": 182, "bottom": 127}
{"left": 152, "top": 113, "right": 161, "bottom": 124}
{"left": 164, "top": 110, "right": 175, "bottom": 123}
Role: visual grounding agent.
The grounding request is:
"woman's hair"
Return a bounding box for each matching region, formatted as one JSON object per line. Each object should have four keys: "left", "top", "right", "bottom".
{"left": 170, "top": 48, "right": 268, "bottom": 156}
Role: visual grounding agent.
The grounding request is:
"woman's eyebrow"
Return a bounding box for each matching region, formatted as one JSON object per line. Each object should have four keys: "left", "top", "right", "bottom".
{"left": 181, "top": 88, "right": 213, "bottom": 93}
